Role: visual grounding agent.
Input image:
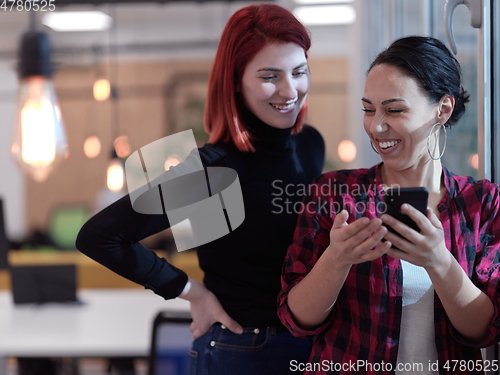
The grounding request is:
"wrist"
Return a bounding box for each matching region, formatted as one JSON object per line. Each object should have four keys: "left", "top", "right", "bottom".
{"left": 324, "top": 245, "right": 353, "bottom": 271}
{"left": 178, "top": 278, "right": 205, "bottom": 302}
{"left": 425, "top": 248, "right": 452, "bottom": 278}
{"left": 179, "top": 280, "right": 191, "bottom": 297}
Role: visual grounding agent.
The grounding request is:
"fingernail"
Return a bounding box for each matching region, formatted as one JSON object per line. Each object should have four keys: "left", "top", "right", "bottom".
{"left": 401, "top": 203, "right": 408, "bottom": 210}
{"left": 236, "top": 327, "right": 243, "bottom": 334}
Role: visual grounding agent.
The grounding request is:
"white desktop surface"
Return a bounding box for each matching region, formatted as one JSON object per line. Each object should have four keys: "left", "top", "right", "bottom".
{"left": 0, "top": 289, "right": 190, "bottom": 358}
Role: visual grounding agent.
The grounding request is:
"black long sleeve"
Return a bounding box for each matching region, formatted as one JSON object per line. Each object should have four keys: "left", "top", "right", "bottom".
{"left": 76, "top": 192, "right": 188, "bottom": 299}
{"left": 76, "top": 114, "right": 325, "bottom": 326}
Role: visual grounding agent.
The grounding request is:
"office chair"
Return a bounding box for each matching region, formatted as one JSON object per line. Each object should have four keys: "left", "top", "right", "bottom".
{"left": 149, "top": 310, "right": 193, "bottom": 375}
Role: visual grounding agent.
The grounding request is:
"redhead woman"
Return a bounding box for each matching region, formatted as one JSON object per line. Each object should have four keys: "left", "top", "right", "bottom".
{"left": 279, "top": 36, "right": 500, "bottom": 375}
{"left": 77, "top": 3, "right": 324, "bottom": 375}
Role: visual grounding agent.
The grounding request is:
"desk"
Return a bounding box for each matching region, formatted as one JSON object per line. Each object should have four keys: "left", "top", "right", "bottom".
{"left": 0, "top": 289, "right": 190, "bottom": 375}
{"left": 0, "top": 250, "right": 204, "bottom": 289}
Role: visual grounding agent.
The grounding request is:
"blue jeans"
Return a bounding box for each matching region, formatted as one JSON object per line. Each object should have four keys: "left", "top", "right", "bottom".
{"left": 188, "top": 323, "right": 312, "bottom": 375}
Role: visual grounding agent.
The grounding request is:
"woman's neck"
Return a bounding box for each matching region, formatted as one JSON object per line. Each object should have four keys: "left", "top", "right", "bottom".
{"left": 380, "top": 158, "right": 444, "bottom": 195}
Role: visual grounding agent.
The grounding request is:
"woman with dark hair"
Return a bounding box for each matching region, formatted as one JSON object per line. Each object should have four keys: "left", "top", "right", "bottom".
{"left": 77, "top": 3, "right": 324, "bottom": 374}
{"left": 279, "top": 36, "right": 500, "bottom": 375}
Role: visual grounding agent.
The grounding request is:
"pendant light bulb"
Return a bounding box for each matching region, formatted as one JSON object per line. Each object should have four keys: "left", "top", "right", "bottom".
{"left": 107, "top": 151, "right": 124, "bottom": 192}
{"left": 84, "top": 135, "right": 101, "bottom": 158}
{"left": 11, "top": 31, "right": 67, "bottom": 182}
{"left": 93, "top": 78, "right": 110, "bottom": 101}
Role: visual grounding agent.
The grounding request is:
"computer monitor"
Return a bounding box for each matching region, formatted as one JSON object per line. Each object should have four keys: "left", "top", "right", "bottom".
{"left": 10, "top": 264, "right": 77, "bottom": 305}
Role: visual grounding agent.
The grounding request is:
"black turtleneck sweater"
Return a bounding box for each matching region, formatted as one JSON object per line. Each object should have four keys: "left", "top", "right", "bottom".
{"left": 76, "top": 112, "right": 324, "bottom": 327}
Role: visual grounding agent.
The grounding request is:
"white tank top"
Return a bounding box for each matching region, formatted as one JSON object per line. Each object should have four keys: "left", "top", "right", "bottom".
{"left": 396, "top": 260, "right": 439, "bottom": 375}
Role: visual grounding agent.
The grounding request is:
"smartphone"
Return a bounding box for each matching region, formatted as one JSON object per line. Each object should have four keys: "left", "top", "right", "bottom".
{"left": 382, "top": 187, "right": 429, "bottom": 235}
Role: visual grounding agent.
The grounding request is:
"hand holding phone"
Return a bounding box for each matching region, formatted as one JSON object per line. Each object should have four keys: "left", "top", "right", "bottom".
{"left": 382, "top": 187, "right": 429, "bottom": 236}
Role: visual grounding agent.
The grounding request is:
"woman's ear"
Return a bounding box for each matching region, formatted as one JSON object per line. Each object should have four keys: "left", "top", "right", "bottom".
{"left": 437, "top": 94, "right": 455, "bottom": 124}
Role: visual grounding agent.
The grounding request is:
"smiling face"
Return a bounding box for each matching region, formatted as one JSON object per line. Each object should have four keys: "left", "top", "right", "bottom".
{"left": 362, "top": 64, "right": 441, "bottom": 171}
{"left": 240, "top": 42, "right": 309, "bottom": 129}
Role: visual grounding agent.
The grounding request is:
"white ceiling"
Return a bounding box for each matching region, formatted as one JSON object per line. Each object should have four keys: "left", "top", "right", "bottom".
{"left": 0, "top": 0, "right": 353, "bottom": 68}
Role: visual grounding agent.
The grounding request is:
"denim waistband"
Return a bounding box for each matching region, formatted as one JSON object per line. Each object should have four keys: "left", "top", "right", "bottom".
{"left": 213, "top": 322, "right": 289, "bottom": 335}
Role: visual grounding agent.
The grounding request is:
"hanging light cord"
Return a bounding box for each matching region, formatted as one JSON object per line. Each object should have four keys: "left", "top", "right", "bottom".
{"left": 29, "top": 9, "right": 36, "bottom": 31}
{"left": 110, "top": 3, "right": 119, "bottom": 156}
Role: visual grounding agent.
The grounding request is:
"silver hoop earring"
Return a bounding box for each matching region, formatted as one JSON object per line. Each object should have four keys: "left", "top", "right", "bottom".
{"left": 370, "top": 141, "right": 379, "bottom": 154}
{"left": 427, "top": 122, "right": 447, "bottom": 160}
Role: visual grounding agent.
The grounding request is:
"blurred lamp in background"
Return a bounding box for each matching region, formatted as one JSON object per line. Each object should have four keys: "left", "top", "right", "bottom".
{"left": 93, "top": 78, "right": 111, "bottom": 101}
{"left": 107, "top": 136, "right": 129, "bottom": 191}
{"left": 84, "top": 136, "right": 101, "bottom": 158}
{"left": 107, "top": 150, "right": 124, "bottom": 192}
{"left": 469, "top": 153, "right": 479, "bottom": 170}
{"left": 113, "top": 135, "right": 131, "bottom": 158}
{"left": 164, "top": 154, "right": 181, "bottom": 171}
{"left": 11, "top": 31, "right": 68, "bottom": 183}
{"left": 338, "top": 139, "right": 356, "bottom": 163}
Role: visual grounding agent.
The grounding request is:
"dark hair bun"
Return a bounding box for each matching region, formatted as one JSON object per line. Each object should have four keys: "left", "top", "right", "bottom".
{"left": 368, "top": 36, "right": 469, "bottom": 127}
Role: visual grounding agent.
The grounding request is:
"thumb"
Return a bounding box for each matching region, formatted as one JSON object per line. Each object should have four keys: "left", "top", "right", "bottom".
{"left": 190, "top": 322, "right": 203, "bottom": 340}
{"left": 333, "top": 209, "right": 349, "bottom": 229}
{"left": 218, "top": 313, "right": 243, "bottom": 335}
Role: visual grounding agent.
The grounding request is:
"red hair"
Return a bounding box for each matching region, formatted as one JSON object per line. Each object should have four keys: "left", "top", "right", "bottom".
{"left": 203, "top": 3, "right": 311, "bottom": 152}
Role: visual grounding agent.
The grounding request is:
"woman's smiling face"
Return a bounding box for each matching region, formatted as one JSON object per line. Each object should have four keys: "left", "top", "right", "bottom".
{"left": 362, "top": 64, "right": 440, "bottom": 171}
{"left": 240, "top": 42, "right": 309, "bottom": 129}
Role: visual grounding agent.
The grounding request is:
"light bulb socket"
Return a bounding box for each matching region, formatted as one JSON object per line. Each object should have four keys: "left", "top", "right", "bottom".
{"left": 110, "top": 86, "right": 119, "bottom": 100}
{"left": 19, "top": 31, "right": 53, "bottom": 78}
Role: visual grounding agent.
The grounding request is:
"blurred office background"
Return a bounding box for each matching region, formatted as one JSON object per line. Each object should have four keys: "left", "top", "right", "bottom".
{"left": 0, "top": 0, "right": 493, "bottom": 374}
{"left": 0, "top": 0, "right": 483, "bottom": 261}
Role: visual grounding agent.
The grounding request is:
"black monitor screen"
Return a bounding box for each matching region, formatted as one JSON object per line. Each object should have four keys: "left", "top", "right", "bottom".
{"left": 10, "top": 264, "right": 77, "bottom": 304}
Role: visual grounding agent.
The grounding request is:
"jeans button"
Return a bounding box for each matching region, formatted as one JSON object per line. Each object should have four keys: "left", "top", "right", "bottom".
{"left": 254, "top": 328, "right": 260, "bottom": 334}
{"left": 210, "top": 341, "right": 216, "bottom": 347}
{"left": 221, "top": 324, "right": 226, "bottom": 329}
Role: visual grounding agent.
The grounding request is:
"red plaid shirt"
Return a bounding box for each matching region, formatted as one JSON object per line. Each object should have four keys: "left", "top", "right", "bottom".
{"left": 278, "top": 164, "right": 500, "bottom": 375}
